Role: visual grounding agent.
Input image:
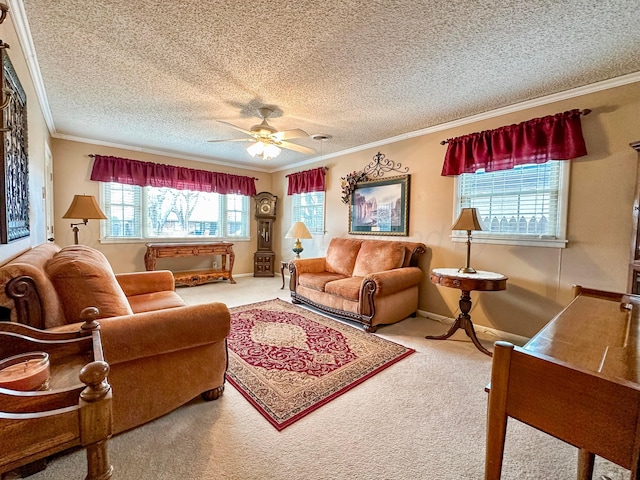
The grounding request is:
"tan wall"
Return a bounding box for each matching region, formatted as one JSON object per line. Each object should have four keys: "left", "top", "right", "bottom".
{"left": 51, "top": 139, "right": 271, "bottom": 274}
{"left": 0, "top": 13, "right": 52, "bottom": 264}
{"left": 4, "top": 14, "right": 638, "bottom": 341}
{"left": 273, "top": 82, "right": 640, "bottom": 338}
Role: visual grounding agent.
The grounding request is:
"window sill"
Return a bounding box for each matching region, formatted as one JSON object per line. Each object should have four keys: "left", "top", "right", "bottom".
{"left": 451, "top": 234, "right": 568, "bottom": 249}
{"left": 99, "top": 237, "right": 251, "bottom": 245}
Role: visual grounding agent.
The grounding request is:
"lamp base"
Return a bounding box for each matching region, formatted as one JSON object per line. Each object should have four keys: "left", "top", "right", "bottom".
{"left": 458, "top": 266, "right": 477, "bottom": 274}
{"left": 292, "top": 239, "right": 303, "bottom": 259}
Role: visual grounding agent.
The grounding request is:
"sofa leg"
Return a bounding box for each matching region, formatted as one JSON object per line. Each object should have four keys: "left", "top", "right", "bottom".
{"left": 410, "top": 311, "right": 417, "bottom": 318}
{"left": 201, "top": 385, "right": 224, "bottom": 401}
{"left": 363, "top": 324, "right": 377, "bottom": 333}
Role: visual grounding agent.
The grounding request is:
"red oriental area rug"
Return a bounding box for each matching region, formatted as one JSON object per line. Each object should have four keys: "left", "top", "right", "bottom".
{"left": 226, "top": 298, "right": 414, "bottom": 430}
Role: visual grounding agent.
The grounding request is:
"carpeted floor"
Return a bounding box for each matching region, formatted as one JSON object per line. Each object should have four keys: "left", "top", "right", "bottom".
{"left": 18, "top": 276, "right": 630, "bottom": 480}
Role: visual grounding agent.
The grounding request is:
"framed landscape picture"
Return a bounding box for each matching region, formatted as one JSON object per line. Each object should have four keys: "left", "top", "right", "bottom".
{"left": 349, "top": 174, "right": 410, "bottom": 236}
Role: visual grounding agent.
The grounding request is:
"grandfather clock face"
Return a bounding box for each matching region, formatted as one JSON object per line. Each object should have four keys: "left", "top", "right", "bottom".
{"left": 254, "top": 192, "right": 277, "bottom": 219}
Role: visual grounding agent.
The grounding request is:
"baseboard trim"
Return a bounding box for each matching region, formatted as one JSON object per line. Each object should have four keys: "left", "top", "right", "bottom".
{"left": 416, "top": 309, "right": 529, "bottom": 346}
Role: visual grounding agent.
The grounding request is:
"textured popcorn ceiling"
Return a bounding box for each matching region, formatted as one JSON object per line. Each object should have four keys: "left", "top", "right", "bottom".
{"left": 19, "top": 0, "right": 640, "bottom": 170}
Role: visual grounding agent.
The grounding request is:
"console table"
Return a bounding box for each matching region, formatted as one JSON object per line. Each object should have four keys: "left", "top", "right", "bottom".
{"left": 144, "top": 242, "right": 236, "bottom": 286}
{"left": 0, "top": 311, "right": 113, "bottom": 479}
{"left": 485, "top": 287, "right": 640, "bottom": 479}
{"left": 428, "top": 268, "right": 508, "bottom": 356}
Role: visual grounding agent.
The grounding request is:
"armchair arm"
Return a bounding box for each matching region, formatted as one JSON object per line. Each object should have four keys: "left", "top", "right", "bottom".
{"left": 363, "top": 267, "right": 424, "bottom": 297}
{"left": 290, "top": 257, "right": 326, "bottom": 274}
{"left": 98, "top": 302, "right": 230, "bottom": 365}
{"left": 116, "top": 270, "right": 176, "bottom": 296}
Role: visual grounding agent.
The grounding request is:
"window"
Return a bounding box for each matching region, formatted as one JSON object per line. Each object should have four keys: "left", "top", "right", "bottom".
{"left": 454, "top": 161, "right": 570, "bottom": 248}
{"left": 101, "top": 183, "right": 250, "bottom": 241}
{"left": 291, "top": 191, "right": 325, "bottom": 234}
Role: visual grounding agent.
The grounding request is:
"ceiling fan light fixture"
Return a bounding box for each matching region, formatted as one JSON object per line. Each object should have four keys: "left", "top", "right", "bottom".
{"left": 247, "top": 141, "right": 281, "bottom": 160}
{"left": 247, "top": 141, "right": 264, "bottom": 157}
{"left": 263, "top": 143, "right": 281, "bottom": 160}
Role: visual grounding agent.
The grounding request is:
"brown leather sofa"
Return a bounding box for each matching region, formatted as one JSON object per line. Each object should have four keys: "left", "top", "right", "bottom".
{"left": 289, "top": 238, "right": 427, "bottom": 332}
{"left": 0, "top": 243, "right": 230, "bottom": 434}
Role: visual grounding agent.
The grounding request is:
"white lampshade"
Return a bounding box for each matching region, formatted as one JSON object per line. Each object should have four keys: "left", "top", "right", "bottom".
{"left": 285, "top": 221, "right": 312, "bottom": 240}
{"left": 285, "top": 221, "right": 312, "bottom": 259}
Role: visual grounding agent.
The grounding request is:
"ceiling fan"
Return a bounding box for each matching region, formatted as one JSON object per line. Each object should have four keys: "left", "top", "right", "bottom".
{"left": 208, "top": 107, "right": 315, "bottom": 160}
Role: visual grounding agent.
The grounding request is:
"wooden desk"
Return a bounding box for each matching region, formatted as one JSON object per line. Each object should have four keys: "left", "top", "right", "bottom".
{"left": 485, "top": 287, "right": 640, "bottom": 479}
{"left": 428, "top": 268, "right": 508, "bottom": 356}
{"left": 144, "top": 242, "right": 236, "bottom": 286}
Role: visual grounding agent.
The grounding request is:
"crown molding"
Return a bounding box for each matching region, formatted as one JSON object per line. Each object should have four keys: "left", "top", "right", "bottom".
{"left": 52, "top": 133, "right": 272, "bottom": 173}
{"left": 271, "top": 71, "right": 640, "bottom": 172}
{"left": 8, "top": 0, "right": 55, "bottom": 134}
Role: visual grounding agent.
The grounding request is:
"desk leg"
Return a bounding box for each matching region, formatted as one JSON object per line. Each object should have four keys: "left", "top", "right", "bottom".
{"left": 485, "top": 341, "right": 513, "bottom": 479}
{"left": 426, "top": 290, "right": 492, "bottom": 356}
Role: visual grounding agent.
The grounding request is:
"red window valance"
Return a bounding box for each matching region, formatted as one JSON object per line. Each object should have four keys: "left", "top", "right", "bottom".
{"left": 287, "top": 167, "right": 326, "bottom": 195}
{"left": 90, "top": 155, "right": 257, "bottom": 196}
{"left": 441, "top": 109, "right": 588, "bottom": 176}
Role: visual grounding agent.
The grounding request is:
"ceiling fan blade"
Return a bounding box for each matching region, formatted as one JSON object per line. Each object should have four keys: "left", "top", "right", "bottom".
{"left": 279, "top": 140, "right": 316, "bottom": 154}
{"left": 273, "top": 128, "right": 309, "bottom": 141}
{"left": 217, "top": 120, "right": 255, "bottom": 136}
{"left": 207, "top": 138, "right": 254, "bottom": 143}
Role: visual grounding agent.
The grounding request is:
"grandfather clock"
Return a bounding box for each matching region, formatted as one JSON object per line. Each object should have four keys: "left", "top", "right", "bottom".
{"left": 253, "top": 192, "right": 277, "bottom": 277}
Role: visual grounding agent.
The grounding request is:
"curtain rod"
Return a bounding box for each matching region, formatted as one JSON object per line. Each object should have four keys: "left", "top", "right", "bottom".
{"left": 439, "top": 109, "right": 592, "bottom": 145}
{"left": 285, "top": 166, "right": 328, "bottom": 177}
{"left": 88, "top": 154, "right": 259, "bottom": 180}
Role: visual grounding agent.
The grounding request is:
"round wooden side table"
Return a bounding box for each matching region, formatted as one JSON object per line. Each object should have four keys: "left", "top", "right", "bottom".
{"left": 428, "top": 267, "right": 508, "bottom": 356}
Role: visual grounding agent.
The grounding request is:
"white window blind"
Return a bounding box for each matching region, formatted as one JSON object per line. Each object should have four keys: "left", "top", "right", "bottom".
{"left": 101, "top": 183, "right": 249, "bottom": 241}
{"left": 103, "top": 183, "right": 142, "bottom": 238}
{"left": 292, "top": 192, "right": 325, "bottom": 233}
{"left": 456, "top": 161, "right": 569, "bottom": 247}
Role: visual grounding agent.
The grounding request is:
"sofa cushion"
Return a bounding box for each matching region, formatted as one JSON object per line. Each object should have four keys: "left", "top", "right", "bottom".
{"left": 325, "top": 238, "right": 361, "bottom": 276}
{"left": 45, "top": 245, "right": 133, "bottom": 323}
{"left": 299, "top": 272, "right": 348, "bottom": 292}
{"left": 352, "top": 241, "right": 406, "bottom": 277}
{"left": 324, "top": 277, "right": 364, "bottom": 301}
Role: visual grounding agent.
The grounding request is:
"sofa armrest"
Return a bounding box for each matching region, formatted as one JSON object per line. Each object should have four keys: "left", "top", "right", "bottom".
{"left": 291, "top": 257, "right": 327, "bottom": 274}
{"left": 116, "top": 270, "right": 176, "bottom": 296}
{"left": 364, "top": 267, "right": 424, "bottom": 297}
{"left": 98, "top": 302, "right": 230, "bottom": 365}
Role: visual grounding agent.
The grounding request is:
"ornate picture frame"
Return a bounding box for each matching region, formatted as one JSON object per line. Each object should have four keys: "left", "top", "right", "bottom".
{"left": 0, "top": 46, "right": 29, "bottom": 243}
{"left": 349, "top": 174, "right": 410, "bottom": 236}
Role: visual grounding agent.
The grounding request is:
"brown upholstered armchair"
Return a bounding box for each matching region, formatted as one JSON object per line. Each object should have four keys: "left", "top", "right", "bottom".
{"left": 0, "top": 243, "right": 230, "bottom": 434}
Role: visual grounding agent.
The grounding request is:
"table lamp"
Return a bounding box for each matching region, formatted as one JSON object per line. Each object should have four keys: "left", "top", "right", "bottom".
{"left": 285, "top": 221, "right": 312, "bottom": 258}
{"left": 62, "top": 195, "right": 107, "bottom": 244}
{"left": 451, "top": 207, "right": 483, "bottom": 274}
